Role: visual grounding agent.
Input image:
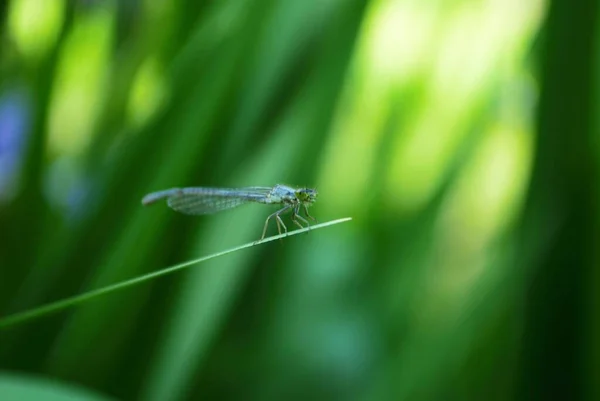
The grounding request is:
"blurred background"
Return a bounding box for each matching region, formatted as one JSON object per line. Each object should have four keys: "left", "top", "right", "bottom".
{"left": 0, "top": 0, "right": 598, "bottom": 400}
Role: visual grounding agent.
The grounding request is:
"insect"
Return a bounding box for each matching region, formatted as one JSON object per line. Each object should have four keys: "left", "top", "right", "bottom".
{"left": 142, "top": 184, "right": 318, "bottom": 239}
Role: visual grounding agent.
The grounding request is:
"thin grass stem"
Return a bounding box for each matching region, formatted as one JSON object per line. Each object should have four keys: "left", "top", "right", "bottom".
{"left": 0, "top": 217, "right": 352, "bottom": 329}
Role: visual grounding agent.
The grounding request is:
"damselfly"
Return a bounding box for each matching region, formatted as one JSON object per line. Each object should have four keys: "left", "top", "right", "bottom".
{"left": 142, "top": 184, "right": 318, "bottom": 239}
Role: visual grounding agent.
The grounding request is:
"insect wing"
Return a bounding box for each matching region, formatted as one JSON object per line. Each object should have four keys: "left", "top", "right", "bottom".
{"left": 167, "top": 192, "right": 247, "bottom": 215}
{"left": 165, "top": 187, "right": 272, "bottom": 215}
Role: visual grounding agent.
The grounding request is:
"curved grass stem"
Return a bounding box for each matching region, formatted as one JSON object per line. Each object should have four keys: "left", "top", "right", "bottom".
{"left": 0, "top": 217, "right": 352, "bottom": 329}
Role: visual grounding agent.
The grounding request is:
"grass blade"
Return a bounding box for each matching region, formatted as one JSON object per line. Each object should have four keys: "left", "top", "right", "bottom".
{"left": 0, "top": 217, "right": 352, "bottom": 329}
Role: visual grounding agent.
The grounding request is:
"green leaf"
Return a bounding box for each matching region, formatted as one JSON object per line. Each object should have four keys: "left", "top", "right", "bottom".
{"left": 0, "top": 373, "right": 113, "bottom": 401}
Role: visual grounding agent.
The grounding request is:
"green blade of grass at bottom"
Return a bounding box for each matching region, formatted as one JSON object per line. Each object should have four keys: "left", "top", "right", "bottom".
{"left": 0, "top": 217, "right": 352, "bottom": 329}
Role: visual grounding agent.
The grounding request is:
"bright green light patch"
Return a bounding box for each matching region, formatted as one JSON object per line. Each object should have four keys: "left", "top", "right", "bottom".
{"left": 47, "top": 6, "right": 115, "bottom": 157}
{"left": 439, "top": 125, "right": 533, "bottom": 248}
{"left": 385, "top": 104, "right": 462, "bottom": 216}
{"left": 127, "top": 57, "right": 167, "bottom": 129}
{"left": 8, "top": 0, "right": 65, "bottom": 61}
{"left": 384, "top": 0, "right": 544, "bottom": 216}
{"left": 317, "top": 1, "right": 440, "bottom": 218}
{"left": 362, "top": 0, "right": 438, "bottom": 90}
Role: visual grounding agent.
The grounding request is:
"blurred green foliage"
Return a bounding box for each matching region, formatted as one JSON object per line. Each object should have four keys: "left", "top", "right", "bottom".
{"left": 0, "top": 0, "right": 597, "bottom": 400}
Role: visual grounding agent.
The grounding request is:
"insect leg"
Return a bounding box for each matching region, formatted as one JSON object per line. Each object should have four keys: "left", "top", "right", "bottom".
{"left": 294, "top": 214, "right": 310, "bottom": 227}
{"left": 290, "top": 205, "right": 304, "bottom": 230}
{"left": 303, "top": 205, "right": 316, "bottom": 221}
{"left": 276, "top": 214, "right": 288, "bottom": 235}
{"left": 261, "top": 206, "right": 291, "bottom": 239}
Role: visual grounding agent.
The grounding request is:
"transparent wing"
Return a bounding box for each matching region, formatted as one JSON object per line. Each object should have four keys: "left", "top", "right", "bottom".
{"left": 142, "top": 187, "right": 273, "bottom": 215}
